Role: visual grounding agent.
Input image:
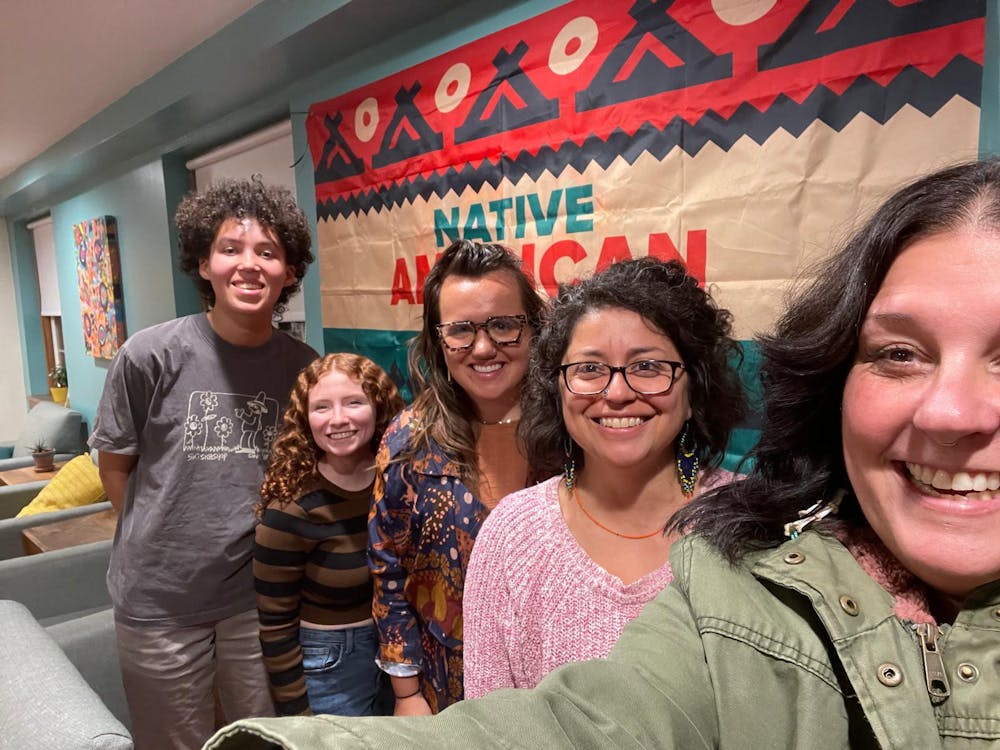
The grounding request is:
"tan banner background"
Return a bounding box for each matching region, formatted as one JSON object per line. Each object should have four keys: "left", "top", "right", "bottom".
{"left": 317, "top": 98, "right": 978, "bottom": 340}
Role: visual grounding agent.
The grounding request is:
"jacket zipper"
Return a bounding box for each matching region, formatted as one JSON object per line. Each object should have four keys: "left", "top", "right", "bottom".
{"left": 914, "top": 622, "right": 951, "bottom": 700}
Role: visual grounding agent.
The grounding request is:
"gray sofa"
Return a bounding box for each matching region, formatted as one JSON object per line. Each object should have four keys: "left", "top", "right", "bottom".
{"left": 0, "top": 400, "right": 87, "bottom": 470}
{"left": 0, "top": 478, "right": 49, "bottom": 520}
{"left": 0, "top": 540, "right": 131, "bottom": 744}
{"left": 0, "top": 492, "right": 114, "bottom": 560}
{"left": 2, "top": 599, "right": 131, "bottom": 749}
{"left": 0, "top": 448, "right": 112, "bottom": 560}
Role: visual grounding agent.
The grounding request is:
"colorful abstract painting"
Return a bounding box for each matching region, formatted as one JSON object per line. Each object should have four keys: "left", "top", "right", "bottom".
{"left": 74, "top": 216, "right": 126, "bottom": 358}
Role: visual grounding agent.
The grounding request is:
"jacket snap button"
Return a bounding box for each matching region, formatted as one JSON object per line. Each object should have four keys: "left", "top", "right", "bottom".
{"left": 784, "top": 551, "right": 805, "bottom": 565}
{"left": 993, "top": 608, "right": 1000, "bottom": 622}
{"left": 838, "top": 595, "right": 859, "bottom": 616}
{"left": 957, "top": 663, "right": 979, "bottom": 682}
{"left": 877, "top": 663, "right": 902, "bottom": 687}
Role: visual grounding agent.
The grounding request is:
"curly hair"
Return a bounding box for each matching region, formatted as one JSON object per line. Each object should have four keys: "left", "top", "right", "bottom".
{"left": 672, "top": 157, "right": 1000, "bottom": 562}
{"left": 402, "top": 239, "right": 548, "bottom": 491}
{"left": 520, "top": 257, "right": 746, "bottom": 480}
{"left": 258, "top": 354, "right": 403, "bottom": 515}
{"left": 175, "top": 177, "right": 314, "bottom": 316}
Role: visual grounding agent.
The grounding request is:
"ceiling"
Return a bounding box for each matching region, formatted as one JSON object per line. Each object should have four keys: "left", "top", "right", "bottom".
{"left": 0, "top": 0, "right": 265, "bottom": 181}
{"left": 0, "top": 0, "right": 479, "bottom": 218}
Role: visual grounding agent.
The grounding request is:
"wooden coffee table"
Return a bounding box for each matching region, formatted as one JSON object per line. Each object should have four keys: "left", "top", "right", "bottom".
{"left": 0, "top": 461, "right": 67, "bottom": 486}
{"left": 21, "top": 507, "right": 119, "bottom": 555}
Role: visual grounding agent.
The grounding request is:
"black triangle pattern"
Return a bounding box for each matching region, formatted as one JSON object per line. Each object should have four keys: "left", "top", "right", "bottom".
{"left": 316, "top": 56, "right": 980, "bottom": 221}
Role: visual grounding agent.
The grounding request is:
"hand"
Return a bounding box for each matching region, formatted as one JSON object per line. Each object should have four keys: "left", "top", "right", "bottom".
{"left": 393, "top": 693, "right": 433, "bottom": 716}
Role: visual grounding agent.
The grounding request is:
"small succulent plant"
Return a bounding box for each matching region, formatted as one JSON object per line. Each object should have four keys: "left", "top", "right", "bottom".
{"left": 30, "top": 439, "right": 52, "bottom": 454}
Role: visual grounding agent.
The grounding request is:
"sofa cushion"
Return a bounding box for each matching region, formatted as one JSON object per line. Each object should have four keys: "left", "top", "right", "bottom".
{"left": 0, "top": 600, "right": 132, "bottom": 749}
{"left": 11, "top": 401, "right": 84, "bottom": 457}
{"left": 0, "top": 540, "right": 113, "bottom": 621}
{"left": 16, "top": 454, "right": 106, "bottom": 517}
{"left": 47, "top": 607, "right": 130, "bottom": 729}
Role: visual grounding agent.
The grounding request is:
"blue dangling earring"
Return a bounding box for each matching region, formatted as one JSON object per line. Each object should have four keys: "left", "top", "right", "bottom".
{"left": 676, "top": 422, "right": 699, "bottom": 497}
{"left": 563, "top": 435, "right": 576, "bottom": 491}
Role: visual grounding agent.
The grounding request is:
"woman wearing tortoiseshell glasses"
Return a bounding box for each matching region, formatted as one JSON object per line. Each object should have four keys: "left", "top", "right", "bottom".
{"left": 368, "top": 239, "right": 548, "bottom": 715}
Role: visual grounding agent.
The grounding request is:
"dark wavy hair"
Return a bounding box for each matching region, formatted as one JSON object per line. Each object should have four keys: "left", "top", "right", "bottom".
{"left": 520, "top": 257, "right": 746, "bottom": 480}
{"left": 401, "top": 239, "right": 548, "bottom": 490}
{"left": 258, "top": 353, "right": 403, "bottom": 515}
{"left": 672, "top": 158, "right": 1000, "bottom": 562}
{"left": 175, "top": 177, "right": 314, "bottom": 316}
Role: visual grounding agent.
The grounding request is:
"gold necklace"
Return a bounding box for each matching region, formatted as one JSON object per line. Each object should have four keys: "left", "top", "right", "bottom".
{"left": 571, "top": 482, "right": 665, "bottom": 540}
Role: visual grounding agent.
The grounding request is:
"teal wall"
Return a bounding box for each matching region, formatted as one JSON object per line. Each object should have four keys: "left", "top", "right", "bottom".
{"left": 982, "top": 0, "right": 1000, "bottom": 157}
{"left": 48, "top": 160, "right": 180, "bottom": 427}
{"left": 162, "top": 155, "right": 204, "bottom": 318}
{"left": 8, "top": 220, "right": 47, "bottom": 396}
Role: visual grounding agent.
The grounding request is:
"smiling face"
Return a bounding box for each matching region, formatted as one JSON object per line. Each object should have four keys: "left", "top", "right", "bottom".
{"left": 842, "top": 228, "right": 1000, "bottom": 598}
{"left": 561, "top": 307, "right": 692, "bottom": 478}
{"left": 308, "top": 368, "right": 377, "bottom": 465}
{"left": 437, "top": 270, "right": 531, "bottom": 422}
{"left": 198, "top": 217, "right": 295, "bottom": 325}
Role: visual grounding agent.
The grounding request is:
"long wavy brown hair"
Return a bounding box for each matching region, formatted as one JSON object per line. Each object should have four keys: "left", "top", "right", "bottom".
{"left": 258, "top": 353, "right": 403, "bottom": 516}
{"left": 399, "top": 239, "right": 548, "bottom": 492}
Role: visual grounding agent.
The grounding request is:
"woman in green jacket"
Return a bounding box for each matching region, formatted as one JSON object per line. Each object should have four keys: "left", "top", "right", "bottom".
{"left": 206, "top": 159, "right": 1000, "bottom": 749}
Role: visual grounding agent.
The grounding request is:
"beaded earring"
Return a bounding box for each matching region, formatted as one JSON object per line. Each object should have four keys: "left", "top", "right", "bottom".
{"left": 563, "top": 435, "right": 576, "bottom": 491}
{"left": 676, "top": 422, "right": 699, "bottom": 497}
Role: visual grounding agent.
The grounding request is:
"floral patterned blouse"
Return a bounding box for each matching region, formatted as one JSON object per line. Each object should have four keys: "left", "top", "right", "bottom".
{"left": 368, "top": 406, "right": 487, "bottom": 713}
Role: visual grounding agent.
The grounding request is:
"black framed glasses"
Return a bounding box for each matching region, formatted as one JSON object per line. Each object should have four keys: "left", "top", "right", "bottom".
{"left": 559, "top": 360, "right": 685, "bottom": 396}
{"left": 436, "top": 314, "right": 528, "bottom": 351}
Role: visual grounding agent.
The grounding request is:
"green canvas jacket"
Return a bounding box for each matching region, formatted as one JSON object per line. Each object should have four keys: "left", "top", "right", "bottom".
{"left": 205, "top": 531, "right": 1000, "bottom": 749}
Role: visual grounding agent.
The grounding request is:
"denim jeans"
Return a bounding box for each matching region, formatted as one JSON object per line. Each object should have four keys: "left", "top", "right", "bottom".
{"left": 300, "top": 622, "right": 392, "bottom": 716}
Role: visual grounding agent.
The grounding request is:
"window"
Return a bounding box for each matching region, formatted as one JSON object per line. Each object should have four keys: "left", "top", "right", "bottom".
{"left": 27, "top": 216, "right": 64, "bottom": 384}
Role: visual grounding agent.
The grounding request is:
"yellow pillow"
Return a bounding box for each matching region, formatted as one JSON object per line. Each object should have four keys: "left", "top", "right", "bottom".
{"left": 16, "top": 454, "right": 106, "bottom": 517}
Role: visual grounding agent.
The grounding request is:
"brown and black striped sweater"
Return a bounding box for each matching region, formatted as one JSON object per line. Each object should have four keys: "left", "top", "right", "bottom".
{"left": 254, "top": 477, "right": 373, "bottom": 716}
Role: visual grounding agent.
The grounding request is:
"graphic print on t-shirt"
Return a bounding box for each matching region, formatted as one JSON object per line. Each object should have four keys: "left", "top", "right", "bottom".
{"left": 183, "top": 390, "right": 280, "bottom": 461}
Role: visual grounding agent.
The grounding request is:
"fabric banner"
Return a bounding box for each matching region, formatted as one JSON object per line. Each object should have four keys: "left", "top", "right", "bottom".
{"left": 308, "top": 0, "right": 984, "bottom": 397}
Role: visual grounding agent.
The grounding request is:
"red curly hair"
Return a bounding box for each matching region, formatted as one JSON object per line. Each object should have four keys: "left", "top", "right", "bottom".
{"left": 258, "top": 353, "right": 403, "bottom": 515}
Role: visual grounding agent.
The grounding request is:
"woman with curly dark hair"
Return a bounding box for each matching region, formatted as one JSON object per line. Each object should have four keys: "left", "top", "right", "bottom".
{"left": 89, "top": 178, "right": 318, "bottom": 749}
{"left": 254, "top": 354, "right": 402, "bottom": 717}
{"left": 463, "top": 257, "right": 747, "bottom": 696}
{"left": 369, "top": 239, "right": 548, "bottom": 715}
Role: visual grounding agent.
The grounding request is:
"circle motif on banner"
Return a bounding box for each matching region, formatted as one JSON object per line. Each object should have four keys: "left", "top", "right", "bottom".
{"left": 712, "top": 0, "right": 776, "bottom": 25}
{"left": 436, "top": 63, "right": 471, "bottom": 113}
{"left": 355, "top": 98, "right": 379, "bottom": 142}
{"left": 549, "top": 16, "right": 599, "bottom": 75}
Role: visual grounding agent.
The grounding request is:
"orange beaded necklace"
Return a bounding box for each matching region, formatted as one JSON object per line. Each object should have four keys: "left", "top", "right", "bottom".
{"left": 571, "top": 482, "right": 666, "bottom": 540}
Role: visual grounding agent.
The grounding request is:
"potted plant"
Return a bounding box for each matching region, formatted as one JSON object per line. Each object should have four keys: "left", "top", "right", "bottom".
{"left": 30, "top": 439, "right": 56, "bottom": 472}
{"left": 49, "top": 364, "right": 68, "bottom": 405}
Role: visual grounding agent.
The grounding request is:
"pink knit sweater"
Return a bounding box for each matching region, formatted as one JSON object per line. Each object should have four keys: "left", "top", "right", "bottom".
{"left": 463, "top": 471, "right": 734, "bottom": 698}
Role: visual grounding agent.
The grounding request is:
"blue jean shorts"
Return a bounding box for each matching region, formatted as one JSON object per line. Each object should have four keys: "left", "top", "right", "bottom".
{"left": 300, "top": 621, "right": 392, "bottom": 716}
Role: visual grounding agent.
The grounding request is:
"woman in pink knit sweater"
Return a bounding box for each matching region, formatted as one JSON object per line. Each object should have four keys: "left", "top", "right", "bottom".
{"left": 463, "top": 258, "right": 747, "bottom": 696}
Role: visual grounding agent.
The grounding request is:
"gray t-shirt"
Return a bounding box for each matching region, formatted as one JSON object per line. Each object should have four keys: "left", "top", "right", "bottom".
{"left": 89, "top": 313, "right": 317, "bottom": 627}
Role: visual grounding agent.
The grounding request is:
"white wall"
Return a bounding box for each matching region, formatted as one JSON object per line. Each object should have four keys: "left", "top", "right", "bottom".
{"left": 0, "top": 220, "right": 28, "bottom": 441}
